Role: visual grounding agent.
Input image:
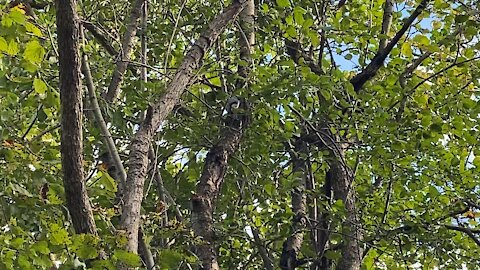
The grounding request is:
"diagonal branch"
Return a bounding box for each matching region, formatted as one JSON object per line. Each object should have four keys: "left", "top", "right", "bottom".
{"left": 104, "top": 0, "right": 146, "bottom": 103}
{"left": 445, "top": 225, "right": 480, "bottom": 247}
{"left": 350, "top": 0, "right": 431, "bottom": 92}
{"left": 378, "top": 0, "right": 393, "bottom": 53}
{"left": 191, "top": 1, "right": 254, "bottom": 268}
{"left": 119, "top": 0, "right": 249, "bottom": 254}
{"left": 82, "top": 20, "right": 117, "bottom": 56}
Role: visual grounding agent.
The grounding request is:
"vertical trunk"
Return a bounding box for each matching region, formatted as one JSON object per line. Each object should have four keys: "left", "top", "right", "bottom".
{"left": 56, "top": 0, "right": 97, "bottom": 235}
{"left": 280, "top": 140, "right": 308, "bottom": 270}
{"left": 191, "top": 115, "right": 250, "bottom": 269}
{"left": 330, "top": 154, "right": 363, "bottom": 270}
{"left": 303, "top": 124, "right": 363, "bottom": 270}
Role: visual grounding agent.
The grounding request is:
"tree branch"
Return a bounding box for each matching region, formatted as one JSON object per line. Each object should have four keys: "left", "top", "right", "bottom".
{"left": 104, "top": 0, "right": 146, "bottom": 103}
{"left": 445, "top": 225, "right": 480, "bottom": 247}
{"left": 378, "top": 0, "right": 393, "bottom": 53}
{"left": 119, "top": 0, "right": 249, "bottom": 254}
{"left": 350, "top": 0, "right": 431, "bottom": 92}
{"left": 190, "top": 1, "right": 254, "bottom": 268}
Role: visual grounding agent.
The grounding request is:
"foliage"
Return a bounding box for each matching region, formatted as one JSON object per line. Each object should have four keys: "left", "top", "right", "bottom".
{"left": 1, "top": 0, "right": 480, "bottom": 269}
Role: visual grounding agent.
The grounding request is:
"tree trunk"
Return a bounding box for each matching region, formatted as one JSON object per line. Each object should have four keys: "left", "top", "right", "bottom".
{"left": 56, "top": 0, "right": 97, "bottom": 235}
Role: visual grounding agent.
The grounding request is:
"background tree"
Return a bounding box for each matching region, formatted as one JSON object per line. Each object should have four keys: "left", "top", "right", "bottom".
{"left": 0, "top": 0, "right": 480, "bottom": 269}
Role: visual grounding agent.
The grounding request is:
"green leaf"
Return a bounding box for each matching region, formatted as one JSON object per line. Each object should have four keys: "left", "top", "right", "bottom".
{"left": 293, "top": 7, "right": 305, "bottom": 25}
{"left": 33, "top": 78, "right": 47, "bottom": 94}
{"left": 113, "top": 250, "right": 141, "bottom": 267}
{"left": 0, "top": 37, "right": 8, "bottom": 52}
{"left": 401, "top": 43, "right": 412, "bottom": 57}
{"left": 276, "top": 0, "right": 290, "bottom": 8}
{"left": 264, "top": 183, "right": 274, "bottom": 196}
{"left": 413, "top": 34, "right": 430, "bottom": 46}
{"left": 99, "top": 171, "right": 118, "bottom": 192}
{"left": 31, "top": 241, "right": 50, "bottom": 255}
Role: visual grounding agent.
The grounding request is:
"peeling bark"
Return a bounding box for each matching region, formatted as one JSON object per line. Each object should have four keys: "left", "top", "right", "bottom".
{"left": 56, "top": 0, "right": 97, "bottom": 235}
{"left": 119, "top": 0, "right": 249, "bottom": 253}
{"left": 191, "top": 112, "right": 250, "bottom": 269}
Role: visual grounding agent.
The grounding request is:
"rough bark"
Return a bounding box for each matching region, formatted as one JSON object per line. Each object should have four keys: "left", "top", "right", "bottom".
{"left": 119, "top": 0, "right": 249, "bottom": 253}
{"left": 191, "top": 1, "right": 254, "bottom": 268}
{"left": 329, "top": 155, "right": 363, "bottom": 270}
{"left": 104, "top": 0, "right": 145, "bottom": 103}
{"left": 191, "top": 114, "right": 249, "bottom": 270}
{"left": 56, "top": 0, "right": 97, "bottom": 235}
{"left": 280, "top": 140, "right": 308, "bottom": 270}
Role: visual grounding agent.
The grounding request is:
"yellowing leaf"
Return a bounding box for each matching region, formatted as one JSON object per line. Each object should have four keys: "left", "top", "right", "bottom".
{"left": 25, "top": 22, "right": 42, "bottom": 37}
{"left": 6, "top": 39, "right": 19, "bottom": 56}
{"left": 401, "top": 43, "right": 413, "bottom": 57}
{"left": 413, "top": 34, "right": 430, "bottom": 46}
{"left": 10, "top": 3, "right": 26, "bottom": 15}
{"left": 33, "top": 78, "right": 47, "bottom": 94}
{"left": 23, "top": 40, "right": 45, "bottom": 64}
{"left": 0, "top": 37, "right": 7, "bottom": 52}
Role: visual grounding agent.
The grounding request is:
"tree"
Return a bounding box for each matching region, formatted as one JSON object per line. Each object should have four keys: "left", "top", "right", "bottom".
{"left": 1, "top": 0, "right": 480, "bottom": 269}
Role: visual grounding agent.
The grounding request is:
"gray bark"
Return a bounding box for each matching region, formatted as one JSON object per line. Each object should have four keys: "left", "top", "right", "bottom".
{"left": 119, "top": 0, "right": 249, "bottom": 253}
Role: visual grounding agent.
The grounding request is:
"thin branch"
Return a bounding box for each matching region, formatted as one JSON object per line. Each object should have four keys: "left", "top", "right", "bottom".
{"left": 445, "top": 225, "right": 480, "bottom": 247}
{"left": 252, "top": 228, "right": 274, "bottom": 270}
{"left": 82, "top": 20, "right": 117, "bottom": 56}
{"left": 350, "top": 0, "right": 431, "bottom": 92}
{"left": 81, "top": 45, "right": 127, "bottom": 191}
{"left": 410, "top": 56, "right": 480, "bottom": 92}
{"left": 105, "top": 0, "right": 146, "bottom": 103}
{"left": 30, "top": 123, "right": 60, "bottom": 142}
{"left": 378, "top": 0, "right": 393, "bottom": 53}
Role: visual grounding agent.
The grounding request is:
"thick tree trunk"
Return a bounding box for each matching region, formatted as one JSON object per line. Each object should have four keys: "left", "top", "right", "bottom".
{"left": 191, "top": 113, "right": 250, "bottom": 269}
{"left": 330, "top": 155, "right": 363, "bottom": 270}
{"left": 56, "top": 0, "right": 97, "bottom": 235}
{"left": 119, "top": 0, "right": 249, "bottom": 253}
